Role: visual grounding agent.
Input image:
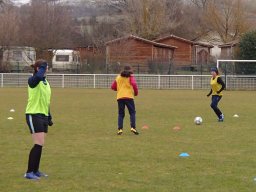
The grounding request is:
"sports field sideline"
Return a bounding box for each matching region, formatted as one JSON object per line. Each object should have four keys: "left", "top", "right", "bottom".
{"left": 0, "top": 88, "right": 255, "bottom": 192}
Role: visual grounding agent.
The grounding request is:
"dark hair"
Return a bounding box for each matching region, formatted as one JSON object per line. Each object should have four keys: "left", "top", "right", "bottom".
{"left": 31, "top": 59, "right": 47, "bottom": 75}
{"left": 210, "top": 67, "right": 219, "bottom": 75}
{"left": 121, "top": 65, "right": 133, "bottom": 77}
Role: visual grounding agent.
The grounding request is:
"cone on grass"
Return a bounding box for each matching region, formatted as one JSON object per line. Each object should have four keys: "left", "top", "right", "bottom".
{"left": 179, "top": 152, "right": 190, "bottom": 157}
{"left": 142, "top": 125, "right": 149, "bottom": 130}
{"left": 173, "top": 125, "right": 181, "bottom": 131}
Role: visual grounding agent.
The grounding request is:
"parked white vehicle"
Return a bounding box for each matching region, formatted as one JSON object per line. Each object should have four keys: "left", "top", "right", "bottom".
{"left": 1, "top": 46, "right": 36, "bottom": 72}
{"left": 52, "top": 49, "right": 81, "bottom": 72}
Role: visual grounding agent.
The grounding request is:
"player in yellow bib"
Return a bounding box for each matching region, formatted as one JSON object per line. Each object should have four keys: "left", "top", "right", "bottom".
{"left": 24, "top": 60, "right": 53, "bottom": 180}
{"left": 111, "top": 66, "right": 139, "bottom": 135}
{"left": 207, "top": 67, "right": 225, "bottom": 122}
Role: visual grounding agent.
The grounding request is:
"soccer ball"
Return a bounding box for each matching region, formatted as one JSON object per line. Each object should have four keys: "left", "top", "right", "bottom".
{"left": 194, "top": 117, "right": 203, "bottom": 125}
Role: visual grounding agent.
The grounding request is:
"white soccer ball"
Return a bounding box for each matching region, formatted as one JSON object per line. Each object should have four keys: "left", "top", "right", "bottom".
{"left": 194, "top": 117, "right": 203, "bottom": 125}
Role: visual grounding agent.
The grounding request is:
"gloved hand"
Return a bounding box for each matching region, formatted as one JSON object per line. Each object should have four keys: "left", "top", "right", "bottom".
{"left": 48, "top": 116, "right": 53, "bottom": 126}
{"left": 207, "top": 93, "right": 211, "bottom": 97}
{"left": 39, "top": 62, "right": 48, "bottom": 71}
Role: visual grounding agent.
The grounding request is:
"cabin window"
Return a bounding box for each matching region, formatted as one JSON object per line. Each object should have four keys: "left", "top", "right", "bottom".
{"left": 56, "top": 55, "right": 69, "bottom": 62}
{"left": 13, "top": 51, "right": 22, "bottom": 61}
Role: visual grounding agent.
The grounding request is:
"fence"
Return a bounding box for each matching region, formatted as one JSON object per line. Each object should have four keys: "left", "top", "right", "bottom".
{"left": 1, "top": 73, "right": 256, "bottom": 90}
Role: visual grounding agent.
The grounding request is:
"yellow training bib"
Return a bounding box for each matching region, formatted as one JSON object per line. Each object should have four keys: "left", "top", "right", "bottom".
{"left": 210, "top": 76, "right": 222, "bottom": 96}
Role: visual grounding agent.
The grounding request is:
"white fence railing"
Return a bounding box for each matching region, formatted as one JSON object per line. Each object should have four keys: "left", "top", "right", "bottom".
{"left": 1, "top": 73, "right": 256, "bottom": 90}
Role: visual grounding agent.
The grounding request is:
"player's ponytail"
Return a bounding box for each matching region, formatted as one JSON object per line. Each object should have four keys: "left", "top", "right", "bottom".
{"left": 121, "top": 65, "right": 133, "bottom": 77}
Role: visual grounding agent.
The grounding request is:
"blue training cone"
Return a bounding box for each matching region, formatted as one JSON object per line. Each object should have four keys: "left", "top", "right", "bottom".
{"left": 179, "top": 152, "right": 190, "bottom": 157}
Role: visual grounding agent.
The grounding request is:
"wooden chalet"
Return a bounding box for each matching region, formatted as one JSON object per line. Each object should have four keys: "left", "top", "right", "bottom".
{"left": 218, "top": 40, "right": 239, "bottom": 59}
{"left": 75, "top": 46, "right": 104, "bottom": 65}
{"left": 75, "top": 46, "right": 99, "bottom": 59}
{"left": 154, "top": 35, "right": 214, "bottom": 68}
{"left": 105, "top": 35, "right": 177, "bottom": 73}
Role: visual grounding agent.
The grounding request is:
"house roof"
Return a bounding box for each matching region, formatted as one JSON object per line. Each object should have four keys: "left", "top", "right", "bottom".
{"left": 0, "top": 46, "right": 35, "bottom": 50}
{"left": 194, "top": 41, "right": 214, "bottom": 48}
{"left": 218, "top": 39, "right": 239, "bottom": 48}
{"left": 75, "top": 46, "right": 94, "bottom": 49}
{"left": 154, "top": 34, "right": 194, "bottom": 44}
{"left": 154, "top": 34, "right": 214, "bottom": 48}
{"left": 105, "top": 35, "right": 177, "bottom": 49}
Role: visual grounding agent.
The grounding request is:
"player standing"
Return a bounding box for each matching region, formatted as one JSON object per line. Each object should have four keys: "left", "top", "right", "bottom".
{"left": 24, "top": 60, "right": 53, "bottom": 180}
{"left": 111, "top": 65, "right": 139, "bottom": 135}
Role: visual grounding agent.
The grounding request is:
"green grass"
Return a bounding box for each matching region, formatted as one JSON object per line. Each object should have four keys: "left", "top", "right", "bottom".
{"left": 0, "top": 88, "right": 256, "bottom": 192}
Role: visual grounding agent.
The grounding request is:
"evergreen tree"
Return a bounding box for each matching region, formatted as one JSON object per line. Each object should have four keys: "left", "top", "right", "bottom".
{"left": 239, "top": 30, "right": 256, "bottom": 59}
{"left": 238, "top": 30, "right": 256, "bottom": 74}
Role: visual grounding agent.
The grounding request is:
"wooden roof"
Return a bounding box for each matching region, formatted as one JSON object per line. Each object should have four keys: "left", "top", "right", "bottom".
{"left": 105, "top": 35, "right": 177, "bottom": 49}
{"left": 194, "top": 41, "right": 214, "bottom": 48}
{"left": 218, "top": 40, "right": 239, "bottom": 48}
{"left": 154, "top": 34, "right": 194, "bottom": 44}
{"left": 155, "top": 34, "right": 214, "bottom": 48}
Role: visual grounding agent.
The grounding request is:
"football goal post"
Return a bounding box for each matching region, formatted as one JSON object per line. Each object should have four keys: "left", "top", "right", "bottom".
{"left": 217, "top": 59, "right": 256, "bottom": 74}
{"left": 217, "top": 59, "right": 256, "bottom": 89}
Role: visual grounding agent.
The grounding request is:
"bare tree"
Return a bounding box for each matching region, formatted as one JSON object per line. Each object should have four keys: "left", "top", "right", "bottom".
{"left": 104, "top": 0, "right": 128, "bottom": 12}
{"left": 0, "top": 4, "right": 20, "bottom": 71}
{"left": 0, "top": 0, "right": 12, "bottom": 7}
{"left": 0, "top": 6, "right": 19, "bottom": 46}
{"left": 78, "top": 0, "right": 184, "bottom": 41}
{"left": 190, "top": 0, "right": 210, "bottom": 9}
{"left": 77, "top": 0, "right": 128, "bottom": 47}
{"left": 105, "top": 0, "right": 182, "bottom": 40}
{"left": 19, "top": 0, "right": 75, "bottom": 61}
{"left": 204, "top": 0, "right": 249, "bottom": 43}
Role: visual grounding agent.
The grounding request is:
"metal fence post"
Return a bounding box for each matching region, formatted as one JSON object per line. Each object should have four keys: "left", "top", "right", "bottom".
{"left": 192, "top": 75, "right": 194, "bottom": 90}
{"left": 93, "top": 74, "right": 96, "bottom": 89}
{"left": 226, "top": 75, "right": 228, "bottom": 90}
{"left": 62, "top": 74, "right": 65, "bottom": 88}
{"left": 1, "top": 73, "right": 3, "bottom": 88}
{"left": 158, "top": 75, "right": 161, "bottom": 89}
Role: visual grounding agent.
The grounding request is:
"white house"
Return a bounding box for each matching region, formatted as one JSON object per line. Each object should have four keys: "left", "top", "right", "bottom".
{"left": 192, "top": 32, "right": 223, "bottom": 60}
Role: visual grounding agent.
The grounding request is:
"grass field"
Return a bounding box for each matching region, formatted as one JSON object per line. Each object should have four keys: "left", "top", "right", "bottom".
{"left": 0, "top": 88, "right": 256, "bottom": 192}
